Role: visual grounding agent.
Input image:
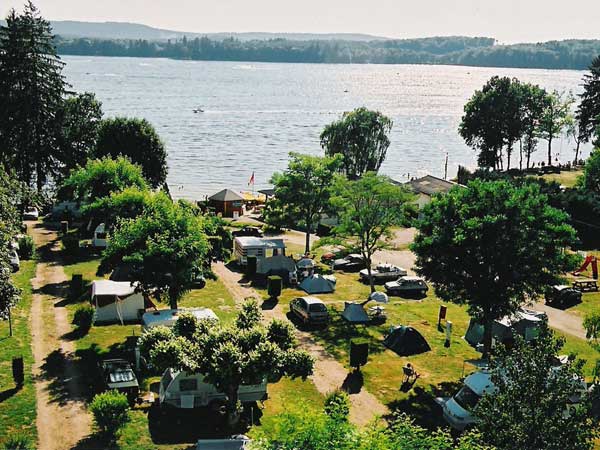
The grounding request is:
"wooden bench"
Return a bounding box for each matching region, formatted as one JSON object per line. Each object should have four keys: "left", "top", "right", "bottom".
{"left": 572, "top": 279, "right": 599, "bottom": 292}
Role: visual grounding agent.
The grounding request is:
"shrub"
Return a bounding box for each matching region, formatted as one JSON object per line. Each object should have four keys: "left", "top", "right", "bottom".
{"left": 17, "top": 235, "right": 35, "bottom": 260}
{"left": 72, "top": 304, "right": 94, "bottom": 331}
{"left": 324, "top": 390, "right": 350, "bottom": 422}
{"left": 2, "top": 435, "right": 33, "bottom": 450}
{"left": 236, "top": 299, "right": 262, "bottom": 329}
{"left": 61, "top": 235, "right": 80, "bottom": 256}
{"left": 89, "top": 391, "right": 130, "bottom": 435}
{"left": 173, "top": 311, "right": 201, "bottom": 339}
{"left": 137, "top": 326, "right": 174, "bottom": 362}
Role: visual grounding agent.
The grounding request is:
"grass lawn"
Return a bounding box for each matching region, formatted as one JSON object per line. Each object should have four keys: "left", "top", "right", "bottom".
{"left": 541, "top": 169, "right": 582, "bottom": 188}
{"left": 0, "top": 260, "right": 37, "bottom": 447}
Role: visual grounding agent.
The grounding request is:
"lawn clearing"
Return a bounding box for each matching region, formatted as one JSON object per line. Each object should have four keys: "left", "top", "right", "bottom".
{"left": 0, "top": 260, "right": 37, "bottom": 446}
{"left": 541, "top": 169, "right": 582, "bottom": 188}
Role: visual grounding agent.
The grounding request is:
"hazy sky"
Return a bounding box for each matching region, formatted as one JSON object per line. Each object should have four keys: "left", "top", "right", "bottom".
{"left": 3, "top": 0, "right": 599, "bottom": 43}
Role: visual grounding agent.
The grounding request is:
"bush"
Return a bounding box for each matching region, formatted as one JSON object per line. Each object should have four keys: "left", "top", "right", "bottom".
{"left": 137, "top": 326, "right": 174, "bottom": 362}
{"left": 72, "top": 304, "right": 94, "bottom": 331}
{"left": 17, "top": 235, "right": 34, "bottom": 260}
{"left": 2, "top": 435, "right": 33, "bottom": 450}
{"left": 89, "top": 391, "right": 130, "bottom": 435}
{"left": 61, "top": 235, "right": 80, "bottom": 256}
{"left": 324, "top": 390, "right": 350, "bottom": 421}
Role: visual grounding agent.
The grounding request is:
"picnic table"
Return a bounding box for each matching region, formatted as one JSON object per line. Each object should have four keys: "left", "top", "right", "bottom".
{"left": 572, "top": 278, "right": 599, "bottom": 292}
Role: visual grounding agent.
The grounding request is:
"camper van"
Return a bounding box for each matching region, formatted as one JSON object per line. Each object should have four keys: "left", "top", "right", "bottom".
{"left": 233, "top": 237, "right": 285, "bottom": 266}
{"left": 159, "top": 368, "right": 267, "bottom": 409}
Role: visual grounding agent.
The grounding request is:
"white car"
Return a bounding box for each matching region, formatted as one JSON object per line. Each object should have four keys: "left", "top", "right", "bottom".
{"left": 359, "top": 263, "right": 407, "bottom": 283}
{"left": 439, "top": 371, "right": 495, "bottom": 430}
{"left": 9, "top": 249, "right": 20, "bottom": 272}
{"left": 384, "top": 276, "right": 428, "bottom": 297}
{"left": 23, "top": 206, "right": 39, "bottom": 221}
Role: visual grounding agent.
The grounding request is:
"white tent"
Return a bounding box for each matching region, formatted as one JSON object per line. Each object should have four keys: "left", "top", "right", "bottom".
{"left": 142, "top": 308, "right": 219, "bottom": 330}
{"left": 341, "top": 302, "right": 369, "bottom": 323}
{"left": 369, "top": 291, "right": 389, "bottom": 303}
{"left": 256, "top": 255, "right": 296, "bottom": 275}
{"left": 299, "top": 274, "right": 335, "bottom": 294}
{"left": 91, "top": 280, "right": 145, "bottom": 324}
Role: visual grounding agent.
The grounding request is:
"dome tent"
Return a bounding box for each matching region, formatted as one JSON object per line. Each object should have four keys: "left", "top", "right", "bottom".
{"left": 341, "top": 302, "right": 370, "bottom": 323}
{"left": 383, "top": 326, "right": 431, "bottom": 356}
{"left": 299, "top": 274, "right": 335, "bottom": 294}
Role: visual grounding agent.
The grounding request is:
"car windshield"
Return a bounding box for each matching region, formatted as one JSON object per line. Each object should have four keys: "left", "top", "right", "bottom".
{"left": 109, "top": 369, "right": 135, "bottom": 383}
{"left": 309, "top": 303, "right": 327, "bottom": 312}
{"left": 454, "top": 385, "right": 481, "bottom": 410}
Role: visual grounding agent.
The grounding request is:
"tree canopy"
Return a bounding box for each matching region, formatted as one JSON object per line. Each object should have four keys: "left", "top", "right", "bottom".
{"left": 60, "top": 156, "right": 149, "bottom": 205}
{"left": 411, "top": 179, "right": 577, "bottom": 355}
{"left": 537, "top": 90, "right": 574, "bottom": 165}
{"left": 577, "top": 55, "right": 600, "bottom": 142}
{"left": 320, "top": 108, "right": 392, "bottom": 179}
{"left": 475, "top": 322, "right": 595, "bottom": 450}
{"left": 266, "top": 153, "right": 342, "bottom": 253}
{"left": 330, "top": 173, "right": 414, "bottom": 292}
{"left": 143, "top": 302, "right": 314, "bottom": 425}
{"left": 0, "top": 1, "right": 67, "bottom": 190}
{"left": 95, "top": 117, "right": 168, "bottom": 188}
{"left": 581, "top": 149, "right": 600, "bottom": 195}
{"left": 98, "top": 195, "right": 209, "bottom": 308}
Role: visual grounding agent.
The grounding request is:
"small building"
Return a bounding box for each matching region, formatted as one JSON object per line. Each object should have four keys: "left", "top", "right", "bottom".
{"left": 91, "top": 280, "right": 148, "bottom": 324}
{"left": 234, "top": 236, "right": 286, "bottom": 265}
{"left": 402, "top": 175, "right": 461, "bottom": 209}
{"left": 208, "top": 189, "right": 244, "bottom": 218}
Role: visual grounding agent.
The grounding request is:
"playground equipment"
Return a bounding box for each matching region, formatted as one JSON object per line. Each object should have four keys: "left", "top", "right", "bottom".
{"left": 573, "top": 255, "right": 598, "bottom": 280}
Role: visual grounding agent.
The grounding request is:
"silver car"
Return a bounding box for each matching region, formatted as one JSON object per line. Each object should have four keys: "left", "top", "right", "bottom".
{"left": 384, "top": 276, "right": 428, "bottom": 297}
{"left": 289, "top": 296, "right": 329, "bottom": 326}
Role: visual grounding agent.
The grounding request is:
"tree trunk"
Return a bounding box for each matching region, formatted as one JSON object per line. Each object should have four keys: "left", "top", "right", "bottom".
{"left": 575, "top": 141, "right": 581, "bottom": 164}
{"left": 482, "top": 316, "right": 494, "bottom": 358}
{"left": 507, "top": 144, "right": 512, "bottom": 171}
{"left": 304, "top": 220, "right": 311, "bottom": 255}
{"left": 168, "top": 287, "right": 178, "bottom": 309}
{"left": 226, "top": 385, "right": 241, "bottom": 427}
{"left": 519, "top": 140, "right": 523, "bottom": 171}
{"left": 547, "top": 137, "right": 553, "bottom": 166}
{"left": 8, "top": 307, "right": 12, "bottom": 337}
{"left": 366, "top": 256, "right": 375, "bottom": 293}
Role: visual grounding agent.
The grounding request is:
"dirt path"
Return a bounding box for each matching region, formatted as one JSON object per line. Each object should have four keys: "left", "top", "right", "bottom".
{"left": 214, "top": 262, "right": 388, "bottom": 426}
{"left": 532, "top": 302, "right": 586, "bottom": 339}
{"left": 29, "top": 223, "right": 91, "bottom": 450}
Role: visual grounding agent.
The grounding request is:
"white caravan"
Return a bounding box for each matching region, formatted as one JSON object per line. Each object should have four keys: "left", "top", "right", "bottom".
{"left": 159, "top": 368, "right": 267, "bottom": 409}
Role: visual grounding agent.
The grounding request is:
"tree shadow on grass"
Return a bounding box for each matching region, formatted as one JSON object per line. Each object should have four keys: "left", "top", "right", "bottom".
{"left": 386, "top": 381, "right": 462, "bottom": 430}
{"left": 0, "top": 386, "right": 20, "bottom": 403}
{"left": 39, "top": 348, "right": 88, "bottom": 406}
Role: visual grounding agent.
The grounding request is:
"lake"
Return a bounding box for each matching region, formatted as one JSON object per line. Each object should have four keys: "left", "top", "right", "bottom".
{"left": 61, "top": 56, "right": 592, "bottom": 199}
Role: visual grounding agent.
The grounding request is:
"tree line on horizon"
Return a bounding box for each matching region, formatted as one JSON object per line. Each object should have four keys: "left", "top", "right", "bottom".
{"left": 54, "top": 34, "right": 600, "bottom": 70}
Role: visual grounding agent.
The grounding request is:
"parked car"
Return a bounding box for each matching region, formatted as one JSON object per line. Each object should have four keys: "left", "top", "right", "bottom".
{"left": 545, "top": 285, "right": 582, "bottom": 307}
{"left": 232, "top": 226, "right": 264, "bottom": 238}
{"left": 289, "top": 296, "right": 329, "bottom": 326}
{"left": 9, "top": 249, "right": 20, "bottom": 272}
{"left": 384, "top": 276, "right": 428, "bottom": 297}
{"left": 332, "top": 254, "right": 366, "bottom": 272}
{"left": 196, "top": 435, "right": 251, "bottom": 450}
{"left": 23, "top": 206, "right": 39, "bottom": 221}
{"left": 99, "top": 359, "right": 139, "bottom": 404}
{"left": 359, "top": 263, "right": 407, "bottom": 284}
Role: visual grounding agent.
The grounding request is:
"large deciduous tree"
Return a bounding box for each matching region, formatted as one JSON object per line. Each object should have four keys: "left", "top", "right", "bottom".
{"left": 411, "top": 180, "right": 577, "bottom": 355}
{"left": 581, "top": 149, "right": 600, "bottom": 195}
{"left": 267, "top": 153, "right": 342, "bottom": 253}
{"left": 537, "top": 90, "right": 573, "bottom": 166}
{"left": 145, "top": 302, "right": 314, "bottom": 425}
{"left": 57, "top": 92, "right": 103, "bottom": 179}
{"left": 0, "top": 2, "right": 68, "bottom": 190}
{"left": 95, "top": 117, "right": 168, "bottom": 188}
{"left": 331, "top": 173, "right": 414, "bottom": 293}
{"left": 577, "top": 56, "right": 600, "bottom": 144}
{"left": 98, "top": 196, "right": 209, "bottom": 308}
{"left": 520, "top": 83, "right": 547, "bottom": 169}
{"left": 475, "top": 322, "right": 595, "bottom": 450}
{"left": 320, "top": 107, "right": 392, "bottom": 179}
{"left": 60, "top": 156, "right": 149, "bottom": 205}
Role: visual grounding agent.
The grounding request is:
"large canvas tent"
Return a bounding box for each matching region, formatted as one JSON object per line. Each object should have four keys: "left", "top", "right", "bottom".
{"left": 91, "top": 280, "right": 147, "bottom": 324}
{"left": 299, "top": 274, "right": 336, "bottom": 294}
{"left": 342, "top": 302, "right": 370, "bottom": 323}
{"left": 464, "top": 309, "right": 546, "bottom": 349}
{"left": 383, "top": 326, "right": 431, "bottom": 356}
{"left": 256, "top": 255, "right": 296, "bottom": 276}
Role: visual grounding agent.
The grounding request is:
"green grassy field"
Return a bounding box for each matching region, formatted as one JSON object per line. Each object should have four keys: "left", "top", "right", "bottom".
{"left": 541, "top": 170, "right": 583, "bottom": 188}
{"left": 0, "top": 260, "right": 37, "bottom": 447}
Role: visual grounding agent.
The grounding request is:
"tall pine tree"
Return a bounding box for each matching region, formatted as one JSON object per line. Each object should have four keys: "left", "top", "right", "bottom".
{"left": 577, "top": 56, "right": 600, "bottom": 144}
{"left": 0, "top": 1, "right": 68, "bottom": 190}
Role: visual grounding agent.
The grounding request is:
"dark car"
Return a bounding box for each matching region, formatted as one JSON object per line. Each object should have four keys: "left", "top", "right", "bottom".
{"left": 232, "top": 226, "right": 264, "bottom": 238}
{"left": 99, "top": 359, "right": 139, "bottom": 404}
{"left": 384, "top": 276, "right": 429, "bottom": 297}
{"left": 332, "top": 254, "right": 366, "bottom": 272}
{"left": 545, "top": 285, "right": 582, "bottom": 307}
{"left": 289, "top": 296, "right": 329, "bottom": 326}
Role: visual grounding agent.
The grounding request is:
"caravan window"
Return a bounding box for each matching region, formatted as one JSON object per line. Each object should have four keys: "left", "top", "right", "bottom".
{"left": 179, "top": 378, "right": 198, "bottom": 392}
{"left": 96, "top": 232, "right": 107, "bottom": 239}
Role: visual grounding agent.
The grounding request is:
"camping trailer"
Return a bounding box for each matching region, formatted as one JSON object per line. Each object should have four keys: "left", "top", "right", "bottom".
{"left": 464, "top": 308, "right": 546, "bottom": 350}
{"left": 233, "top": 237, "right": 286, "bottom": 266}
{"left": 92, "top": 223, "right": 108, "bottom": 248}
{"left": 159, "top": 368, "right": 267, "bottom": 409}
{"left": 91, "top": 280, "right": 146, "bottom": 324}
{"left": 142, "top": 308, "right": 218, "bottom": 330}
